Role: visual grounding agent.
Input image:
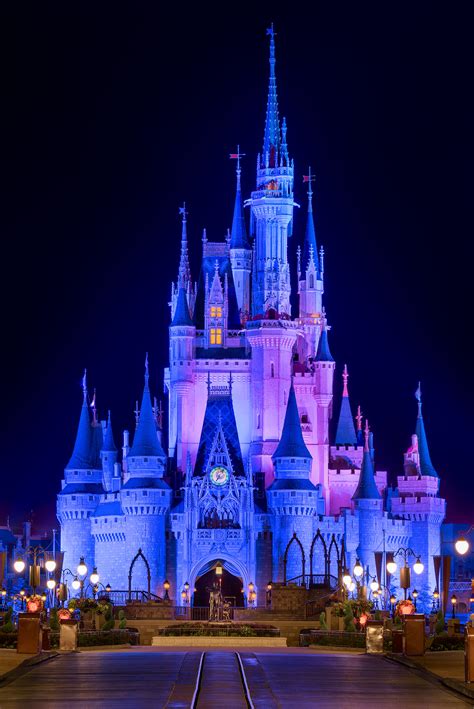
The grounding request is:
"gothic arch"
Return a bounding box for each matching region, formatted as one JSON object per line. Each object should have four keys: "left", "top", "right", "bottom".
{"left": 310, "top": 528, "right": 328, "bottom": 583}
{"left": 128, "top": 548, "right": 151, "bottom": 601}
{"left": 327, "top": 534, "right": 340, "bottom": 580}
{"left": 188, "top": 553, "right": 251, "bottom": 600}
{"left": 283, "top": 532, "right": 306, "bottom": 583}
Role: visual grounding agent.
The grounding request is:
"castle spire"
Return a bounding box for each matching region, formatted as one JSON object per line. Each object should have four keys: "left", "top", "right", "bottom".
{"left": 272, "top": 381, "right": 311, "bottom": 460}
{"left": 66, "top": 369, "right": 93, "bottom": 469}
{"left": 230, "top": 147, "right": 249, "bottom": 249}
{"left": 129, "top": 355, "right": 166, "bottom": 458}
{"left": 101, "top": 410, "right": 117, "bottom": 453}
{"left": 315, "top": 310, "right": 334, "bottom": 362}
{"left": 171, "top": 283, "right": 193, "bottom": 326}
{"left": 352, "top": 420, "right": 381, "bottom": 500}
{"left": 302, "top": 167, "right": 319, "bottom": 272}
{"left": 262, "top": 24, "right": 280, "bottom": 166}
{"left": 177, "top": 202, "right": 191, "bottom": 287}
{"left": 414, "top": 383, "right": 438, "bottom": 478}
{"left": 335, "top": 364, "right": 357, "bottom": 446}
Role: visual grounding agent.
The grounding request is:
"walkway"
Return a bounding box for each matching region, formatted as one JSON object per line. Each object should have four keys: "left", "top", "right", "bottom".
{"left": 0, "top": 648, "right": 469, "bottom": 708}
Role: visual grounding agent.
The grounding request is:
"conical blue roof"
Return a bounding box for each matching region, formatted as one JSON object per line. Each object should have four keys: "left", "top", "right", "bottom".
{"left": 352, "top": 430, "right": 381, "bottom": 500}
{"left": 101, "top": 412, "right": 117, "bottom": 453}
{"left": 335, "top": 397, "right": 357, "bottom": 445}
{"left": 416, "top": 405, "right": 438, "bottom": 478}
{"left": 66, "top": 394, "right": 93, "bottom": 469}
{"left": 129, "top": 373, "right": 166, "bottom": 458}
{"left": 302, "top": 194, "right": 319, "bottom": 273}
{"left": 335, "top": 366, "right": 357, "bottom": 445}
{"left": 230, "top": 175, "right": 249, "bottom": 249}
{"left": 273, "top": 384, "right": 312, "bottom": 460}
{"left": 315, "top": 325, "right": 334, "bottom": 362}
{"left": 171, "top": 286, "right": 193, "bottom": 327}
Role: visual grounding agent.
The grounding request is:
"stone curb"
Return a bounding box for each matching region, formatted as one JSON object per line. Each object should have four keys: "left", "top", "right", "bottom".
{"left": 0, "top": 651, "right": 59, "bottom": 687}
{"left": 386, "top": 652, "right": 474, "bottom": 701}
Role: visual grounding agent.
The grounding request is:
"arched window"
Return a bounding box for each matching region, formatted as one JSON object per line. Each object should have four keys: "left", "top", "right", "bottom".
{"left": 309, "top": 274, "right": 314, "bottom": 289}
{"left": 271, "top": 362, "right": 275, "bottom": 378}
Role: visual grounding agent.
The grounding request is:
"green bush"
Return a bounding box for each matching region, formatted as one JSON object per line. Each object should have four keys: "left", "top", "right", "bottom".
{"left": 0, "top": 632, "right": 17, "bottom": 648}
{"left": 343, "top": 603, "right": 356, "bottom": 633}
{"left": 49, "top": 608, "right": 60, "bottom": 632}
{"left": 435, "top": 610, "right": 445, "bottom": 635}
{"left": 430, "top": 634, "right": 464, "bottom": 652}
{"left": 101, "top": 604, "right": 115, "bottom": 631}
{"left": 319, "top": 612, "right": 327, "bottom": 630}
{"left": 78, "top": 630, "right": 139, "bottom": 646}
{"left": 0, "top": 607, "right": 14, "bottom": 633}
{"left": 118, "top": 610, "right": 127, "bottom": 630}
{"left": 305, "top": 631, "right": 366, "bottom": 648}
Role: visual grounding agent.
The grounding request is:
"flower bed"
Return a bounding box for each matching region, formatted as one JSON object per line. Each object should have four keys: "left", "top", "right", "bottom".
{"left": 159, "top": 623, "right": 279, "bottom": 637}
{"left": 300, "top": 629, "right": 366, "bottom": 648}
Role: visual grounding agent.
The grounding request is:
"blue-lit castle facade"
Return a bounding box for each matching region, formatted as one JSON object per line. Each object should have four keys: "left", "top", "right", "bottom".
{"left": 57, "top": 30, "right": 445, "bottom": 613}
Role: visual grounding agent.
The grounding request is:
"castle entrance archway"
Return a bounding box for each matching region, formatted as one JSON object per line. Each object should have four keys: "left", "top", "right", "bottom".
{"left": 192, "top": 558, "right": 246, "bottom": 608}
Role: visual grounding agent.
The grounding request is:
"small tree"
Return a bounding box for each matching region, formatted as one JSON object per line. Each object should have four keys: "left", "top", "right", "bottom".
{"left": 118, "top": 610, "right": 127, "bottom": 630}
{"left": 435, "top": 609, "right": 445, "bottom": 635}
{"left": 343, "top": 602, "right": 356, "bottom": 632}
{"left": 319, "top": 611, "right": 327, "bottom": 630}
{"left": 101, "top": 604, "right": 115, "bottom": 631}
{"left": 49, "top": 608, "right": 60, "bottom": 632}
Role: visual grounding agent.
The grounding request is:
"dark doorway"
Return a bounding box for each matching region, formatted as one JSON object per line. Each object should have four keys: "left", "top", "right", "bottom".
{"left": 193, "top": 567, "right": 244, "bottom": 607}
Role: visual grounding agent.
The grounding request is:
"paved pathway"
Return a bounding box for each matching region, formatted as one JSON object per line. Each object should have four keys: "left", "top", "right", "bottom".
{"left": 0, "top": 648, "right": 469, "bottom": 708}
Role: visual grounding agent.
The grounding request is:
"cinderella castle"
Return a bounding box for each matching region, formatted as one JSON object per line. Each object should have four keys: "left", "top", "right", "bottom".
{"left": 57, "top": 28, "right": 445, "bottom": 613}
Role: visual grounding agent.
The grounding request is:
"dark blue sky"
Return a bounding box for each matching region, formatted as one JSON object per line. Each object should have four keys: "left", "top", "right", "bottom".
{"left": 4, "top": 3, "right": 473, "bottom": 530}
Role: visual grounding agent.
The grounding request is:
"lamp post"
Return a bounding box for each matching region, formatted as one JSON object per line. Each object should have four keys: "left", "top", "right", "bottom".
{"left": 390, "top": 594, "right": 397, "bottom": 619}
{"left": 266, "top": 581, "right": 272, "bottom": 608}
{"left": 248, "top": 582, "right": 255, "bottom": 607}
{"left": 412, "top": 589, "right": 418, "bottom": 611}
{"left": 386, "top": 547, "right": 424, "bottom": 600}
{"left": 454, "top": 525, "right": 474, "bottom": 556}
{"left": 432, "top": 588, "right": 440, "bottom": 613}
{"left": 163, "top": 580, "right": 170, "bottom": 602}
{"left": 13, "top": 546, "right": 57, "bottom": 599}
{"left": 451, "top": 593, "right": 457, "bottom": 619}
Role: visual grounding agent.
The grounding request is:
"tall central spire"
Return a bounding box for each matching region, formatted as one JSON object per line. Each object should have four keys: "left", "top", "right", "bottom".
{"left": 178, "top": 202, "right": 191, "bottom": 287}
{"left": 262, "top": 24, "right": 280, "bottom": 165}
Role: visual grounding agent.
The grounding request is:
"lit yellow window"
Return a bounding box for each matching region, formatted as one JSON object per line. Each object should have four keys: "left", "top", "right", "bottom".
{"left": 210, "top": 328, "right": 222, "bottom": 345}
{"left": 210, "top": 306, "right": 222, "bottom": 318}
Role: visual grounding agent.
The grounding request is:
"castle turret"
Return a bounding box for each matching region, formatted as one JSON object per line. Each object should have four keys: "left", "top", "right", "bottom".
{"left": 267, "top": 383, "right": 318, "bottom": 581}
{"left": 170, "top": 204, "right": 196, "bottom": 322}
{"left": 117, "top": 358, "right": 171, "bottom": 594}
{"left": 391, "top": 384, "right": 445, "bottom": 610}
{"left": 335, "top": 365, "right": 357, "bottom": 446}
{"left": 298, "top": 168, "right": 324, "bottom": 337}
{"left": 313, "top": 311, "right": 335, "bottom": 509}
{"left": 229, "top": 148, "right": 252, "bottom": 321}
{"left": 100, "top": 411, "right": 117, "bottom": 492}
{"left": 57, "top": 371, "right": 103, "bottom": 582}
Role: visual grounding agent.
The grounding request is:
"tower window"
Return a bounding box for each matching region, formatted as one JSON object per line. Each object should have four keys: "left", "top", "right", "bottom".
{"left": 210, "top": 328, "right": 222, "bottom": 345}
{"left": 210, "top": 306, "right": 222, "bottom": 318}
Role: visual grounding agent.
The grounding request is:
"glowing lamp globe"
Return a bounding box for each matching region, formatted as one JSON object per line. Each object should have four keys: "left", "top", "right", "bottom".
{"left": 390, "top": 594, "right": 396, "bottom": 605}
{"left": 71, "top": 578, "right": 81, "bottom": 591}
{"left": 184, "top": 581, "right": 190, "bottom": 591}
{"left": 455, "top": 537, "right": 470, "bottom": 556}
{"left": 370, "top": 580, "right": 379, "bottom": 592}
{"left": 248, "top": 582, "right": 255, "bottom": 592}
{"left": 1, "top": 588, "right": 6, "bottom": 597}
{"left": 386, "top": 561, "right": 397, "bottom": 575}
{"left": 412, "top": 589, "right": 418, "bottom": 599}
{"left": 77, "top": 558, "right": 87, "bottom": 577}
{"left": 14, "top": 559, "right": 26, "bottom": 573}
{"left": 349, "top": 581, "right": 356, "bottom": 592}
{"left": 105, "top": 584, "right": 111, "bottom": 594}
{"left": 20, "top": 589, "right": 25, "bottom": 597}
{"left": 46, "top": 579, "right": 56, "bottom": 590}
{"left": 45, "top": 559, "right": 57, "bottom": 573}
{"left": 413, "top": 558, "right": 424, "bottom": 575}
{"left": 181, "top": 590, "right": 186, "bottom": 600}
{"left": 342, "top": 573, "right": 352, "bottom": 588}
{"left": 353, "top": 560, "right": 363, "bottom": 579}
{"left": 90, "top": 568, "right": 99, "bottom": 585}
{"left": 433, "top": 589, "right": 440, "bottom": 599}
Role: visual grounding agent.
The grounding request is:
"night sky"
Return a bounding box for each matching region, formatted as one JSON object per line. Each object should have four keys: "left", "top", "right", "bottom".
{"left": 4, "top": 4, "right": 473, "bottom": 530}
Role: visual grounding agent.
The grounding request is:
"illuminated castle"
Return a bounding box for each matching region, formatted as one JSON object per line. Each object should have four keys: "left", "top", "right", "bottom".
{"left": 57, "top": 29, "right": 445, "bottom": 612}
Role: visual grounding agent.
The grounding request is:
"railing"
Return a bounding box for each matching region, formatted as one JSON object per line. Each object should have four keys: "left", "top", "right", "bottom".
{"left": 285, "top": 574, "right": 339, "bottom": 589}
{"left": 108, "top": 590, "right": 163, "bottom": 605}
{"left": 173, "top": 606, "right": 236, "bottom": 621}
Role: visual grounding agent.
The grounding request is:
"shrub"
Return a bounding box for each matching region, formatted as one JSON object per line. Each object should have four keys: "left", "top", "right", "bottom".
{"left": 101, "top": 604, "right": 115, "bottom": 631}
{"left": 0, "top": 608, "right": 14, "bottom": 634}
{"left": 118, "top": 610, "right": 127, "bottom": 630}
{"left": 49, "top": 608, "right": 60, "bottom": 632}
{"left": 0, "top": 632, "right": 17, "bottom": 648}
{"left": 435, "top": 610, "right": 445, "bottom": 635}
{"left": 430, "top": 634, "right": 464, "bottom": 652}
{"left": 319, "top": 612, "right": 327, "bottom": 630}
{"left": 343, "top": 603, "right": 357, "bottom": 633}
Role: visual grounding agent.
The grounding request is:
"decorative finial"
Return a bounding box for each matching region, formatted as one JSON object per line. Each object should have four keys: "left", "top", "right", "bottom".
{"left": 178, "top": 202, "right": 187, "bottom": 222}
{"left": 342, "top": 364, "right": 349, "bottom": 397}
{"left": 226, "top": 228, "right": 231, "bottom": 245}
{"left": 356, "top": 405, "right": 363, "bottom": 431}
{"left": 90, "top": 388, "right": 97, "bottom": 423}
{"left": 81, "top": 369, "right": 87, "bottom": 399}
{"left": 107, "top": 409, "right": 112, "bottom": 425}
{"left": 202, "top": 227, "right": 207, "bottom": 243}
{"left": 230, "top": 145, "right": 246, "bottom": 188}
{"left": 364, "top": 419, "right": 370, "bottom": 452}
{"left": 145, "top": 352, "right": 149, "bottom": 385}
{"left": 415, "top": 381, "right": 422, "bottom": 417}
{"left": 303, "top": 167, "right": 315, "bottom": 211}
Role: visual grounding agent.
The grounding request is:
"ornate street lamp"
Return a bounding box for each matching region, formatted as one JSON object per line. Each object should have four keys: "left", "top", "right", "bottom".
{"left": 451, "top": 593, "right": 457, "bottom": 619}
{"left": 386, "top": 548, "right": 423, "bottom": 600}
{"left": 412, "top": 589, "right": 418, "bottom": 611}
{"left": 163, "top": 579, "right": 170, "bottom": 602}
{"left": 454, "top": 526, "right": 473, "bottom": 556}
{"left": 90, "top": 568, "right": 100, "bottom": 586}
{"left": 353, "top": 559, "right": 364, "bottom": 579}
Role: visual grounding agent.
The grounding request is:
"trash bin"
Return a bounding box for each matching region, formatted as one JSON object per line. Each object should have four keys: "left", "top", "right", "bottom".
{"left": 17, "top": 612, "right": 43, "bottom": 654}
{"left": 391, "top": 629, "right": 403, "bottom": 653}
{"left": 366, "top": 620, "right": 384, "bottom": 654}
{"left": 466, "top": 625, "right": 474, "bottom": 684}
{"left": 404, "top": 614, "right": 425, "bottom": 656}
{"left": 59, "top": 619, "right": 79, "bottom": 651}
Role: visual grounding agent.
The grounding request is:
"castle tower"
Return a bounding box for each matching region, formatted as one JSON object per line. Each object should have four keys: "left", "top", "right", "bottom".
{"left": 352, "top": 421, "right": 383, "bottom": 580}
{"left": 170, "top": 203, "right": 196, "bottom": 321}
{"left": 391, "top": 385, "right": 445, "bottom": 610}
{"left": 229, "top": 149, "right": 252, "bottom": 321}
{"left": 312, "top": 313, "right": 335, "bottom": 508}
{"left": 121, "top": 357, "right": 171, "bottom": 594}
{"left": 267, "top": 383, "right": 318, "bottom": 581}
{"left": 250, "top": 26, "right": 294, "bottom": 318}
{"left": 57, "top": 372, "right": 103, "bottom": 579}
